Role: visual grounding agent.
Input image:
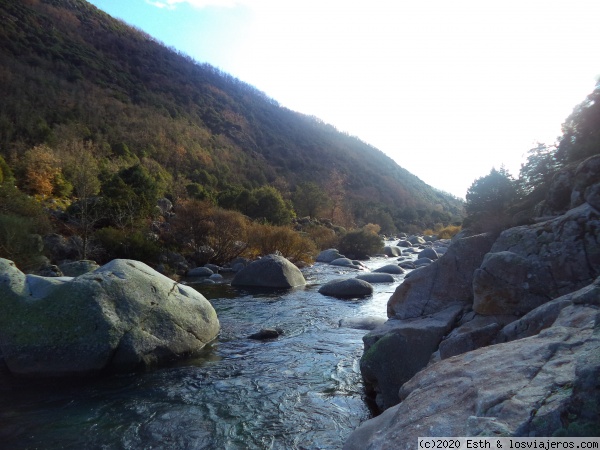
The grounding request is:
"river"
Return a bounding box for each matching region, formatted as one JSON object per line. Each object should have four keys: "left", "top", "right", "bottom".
{"left": 0, "top": 250, "right": 410, "bottom": 449}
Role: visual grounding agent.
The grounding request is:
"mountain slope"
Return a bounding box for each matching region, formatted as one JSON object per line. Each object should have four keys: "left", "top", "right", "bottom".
{"left": 0, "top": 0, "right": 463, "bottom": 229}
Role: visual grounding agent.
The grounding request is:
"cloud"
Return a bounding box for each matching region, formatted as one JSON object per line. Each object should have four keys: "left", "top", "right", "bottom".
{"left": 146, "top": 0, "right": 243, "bottom": 9}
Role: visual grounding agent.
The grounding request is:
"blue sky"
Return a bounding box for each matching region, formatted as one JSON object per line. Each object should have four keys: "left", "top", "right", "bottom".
{"left": 87, "top": 0, "right": 600, "bottom": 198}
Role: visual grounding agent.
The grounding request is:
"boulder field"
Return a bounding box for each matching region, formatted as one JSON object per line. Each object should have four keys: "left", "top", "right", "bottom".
{"left": 0, "top": 259, "right": 220, "bottom": 377}
{"left": 346, "top": 156, "right": 600, "bottom": 448}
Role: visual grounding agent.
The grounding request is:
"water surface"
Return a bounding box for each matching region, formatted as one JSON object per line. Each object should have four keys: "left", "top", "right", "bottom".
{"left": 0, "top": 252, "right": 410, "bottom": 449}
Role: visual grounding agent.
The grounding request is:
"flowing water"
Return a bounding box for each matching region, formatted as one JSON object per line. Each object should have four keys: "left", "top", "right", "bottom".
{"left": 0, "top": 251, "right": 411, "bottom": 450}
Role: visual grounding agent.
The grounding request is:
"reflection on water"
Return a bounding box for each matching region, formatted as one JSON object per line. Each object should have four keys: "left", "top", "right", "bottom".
{"left": 0, "top": 252, "right": 409, "bottom": 449}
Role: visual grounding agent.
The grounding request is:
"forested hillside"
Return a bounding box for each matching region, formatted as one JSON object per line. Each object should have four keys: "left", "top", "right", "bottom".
{"left": 0, "top": 0, "right": 464, "bottom": 271}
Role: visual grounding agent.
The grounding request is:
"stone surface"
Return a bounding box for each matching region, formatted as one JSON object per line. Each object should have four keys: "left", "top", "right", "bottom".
{"left": 344, "top": 282, "right": 600, "bottom": 449}
{"left": 58, "top": 260, "right": 100, "bottom": 277}
{"left": 356, "top": 273, "right": 395, "bottom": 284}
{"left": 315, "top": 249, "right": 345, "bottom": 263}
{"left": 373, "top": 264, "right": 404, "bottom": 275}
{"left": 329, "top": 258, "right": 365, "bottom": 270}
{"left": 476, "top": 203, "right": 600, "bottom": 305}
{"left": 248, "top": 327, "right": 284, "bottom": 340}
{"left": 438, "top": 313, "right": 515, "bottom": 360}
{"left": 383, "top": 246, "right": 402, "bottom": 257}
{"left": 360, "top": 305, "right": 463, "bottom": 410}
{"left": 231, "top": 254, "right": 306, "bottom": 288}
{"left": 570, "top": 154, "right": 600, "bottom": 209}
{"left": 187, "top": 267, "right": 214, "bottom": 277}
{"left": 418, "top": 247, "right": 439, "bottom": 260}
{"left": 387, "top": 233, "right": 497, "bottom": 319}
{"left": 0, "top": 259, "right": 220, "bottom": 377}
{"left": 472, "top": 251, "right": 556, "bottom": 316}
{"left": 318, "top": 278, "right": 373, "bottom": 299}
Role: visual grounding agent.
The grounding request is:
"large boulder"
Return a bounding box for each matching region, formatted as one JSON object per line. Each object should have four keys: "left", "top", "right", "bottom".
{"left": 318, "top": 278, "right": 373, "bottom": 299}
{"left": 0, "top": 259, "right": 220, "bottom": 377}
{"left": 473, "top": 203, "right": 600, "bottom": 316}
{"left": 356, "top": 273, "right": 395, "bottom": 283}
{"left": 231, "top": 254, "right": 306, "bottom": 288}
{"left": 360, "top": 304, "right": 463, "bottom": 410}
{"left": 472, "top": 251, "right": 556, "bottom": 315}
{"left": 315, "top": 248, "right": 344, "bottom": 263}
{"left": 329, "top": 258, "right": 365, "bottom": 270}
{"left": 383, "top": 246, "right": 402, "bottom": 257}
{"left": 437, "top": 312, "right": 516, "bottom": 360}
{"left": 570, "top": 154, "right": 600, "bottom": 209}
{"left": 58, "top": 260, "right": 100, "bottom": 277}
{"left": 387, "top": 233, "right": 497, "bottom": 319}
{"left": 373, "top": 264, "right": 405, "bottom": 275}
{"left": 344, "top": 280, "right": 600, "bottom": 449}
{"left": 418, "top": 247, "right": 439, "bottom": 260}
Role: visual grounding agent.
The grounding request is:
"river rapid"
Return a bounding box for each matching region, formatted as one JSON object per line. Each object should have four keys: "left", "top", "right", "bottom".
{"left": 0, "top": 249, "right": 411, "bottom": 449}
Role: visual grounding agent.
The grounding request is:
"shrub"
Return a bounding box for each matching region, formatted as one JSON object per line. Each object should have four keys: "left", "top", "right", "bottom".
{"left": 437, "top": 225, "right": 461, "bottom": 239}
{"left": 94, "top": 227, "right": 161, "bottom": 264}
{"left": 305, "top": 224, "right": 339, "bottom": 250}
{"left": 207, "top": 208, "right": 249, "bottom": 265}
{"left": 338, "top": 229, "right": 383, "bottom": 259}
{"left": 246, "top": 223, "right": 317, "bottom": 265}
{"left": 0, "top": 214, "right": 45, "bottom": 271}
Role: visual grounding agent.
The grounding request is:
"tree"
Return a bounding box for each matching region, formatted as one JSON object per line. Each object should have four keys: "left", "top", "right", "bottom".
{"left": 101, "top": 164, "right": 160, "bottom": 228}
{"left": 556, "top": 86, "right": 600, "bottom": 164}
{"left": 519, "top": 143, "right": 559, "bottom": 195}
{"left": 167, "top": 199, "right": 214, "bottom": 255}
{"left": 246, "top": 186, "right": 295, "bottom": 225}
{"left": 325, "top": 169, "right": 347, "bottom": 223}
{"left": 338, "top": 229, "right": 384, "bottom": 259}
{"left": 292, "top": 182, "right": 328, "bottom": 218}
{"left": 21, "top": 144, "right": 61, "bottom": 197}
{"left": 63, "top": 141, "right": 102, "bottom": 259}
{"left": 464, "top": 167, "right": 519, "bottom": 232}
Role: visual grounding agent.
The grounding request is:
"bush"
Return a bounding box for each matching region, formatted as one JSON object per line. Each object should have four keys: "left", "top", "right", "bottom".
{"left": 0, "top": 214, "right": 45, "bottom": 271}
{"left": 206, "top": 208, "right": 249, "bottom": 265}
{"left": 94, "top": 227, "right": 161, "bottom": 264}
{"left": 422, "top": 224, "right": 462, "bottom": 239}
{"left": 437, "top": 225, "right": 461, "bottom": 239}
{"left": 305, "top": 224, "right": 339, "bottom": 250}
{"left": 246, "top": 223, "right": 317, "bottom": 265}
{"left": 338, "top": 229, "right": 383, "bottom": 259}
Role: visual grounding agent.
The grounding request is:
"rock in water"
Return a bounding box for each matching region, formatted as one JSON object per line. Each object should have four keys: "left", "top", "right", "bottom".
{"left": 318, "top": 278, "right": 373, "bottom": 298}
{"left": 344, "top": 280, "right": 600, "bottom": 449}
{"left": 231, "top": 254, "right": 306, "bottom": 288}
{"left": 0, "top": 258, "right": 220, "bottom": 377}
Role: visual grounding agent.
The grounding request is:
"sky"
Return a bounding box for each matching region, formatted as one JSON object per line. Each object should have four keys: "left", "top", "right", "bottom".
{"left": 87, "top": 0, "right": 600, "bottom": 198}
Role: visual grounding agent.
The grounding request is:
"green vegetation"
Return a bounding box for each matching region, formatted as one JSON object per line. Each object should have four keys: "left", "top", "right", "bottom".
{"left": 338, "top": 228, "right": 384, "bottom": 260}
{"left": 0, "top": 0, "right": 465, "bottom": 271}
{"left": 463, "top": 84, "right": 600, "bottom": 233}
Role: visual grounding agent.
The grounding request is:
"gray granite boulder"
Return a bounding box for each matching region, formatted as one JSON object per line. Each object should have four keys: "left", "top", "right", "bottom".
{"left": 0, "top": 259, "right": 220, "bottom": 378}
{"left": 473, "top": 203, "right": 600, "bottom": 316}
{"left": 360, "top": 304, "right": 464, "bottom": 410}
{"left": 231, "top": 254, "right": 306, "bottom": 288}
{"left": 59, "top": 260, "right": 100, "bottom": 277}
{"left": 316, "top": 248, "right": 345, "bottom": 263}
{"left": 187, "top": 267, "right": 214, "bottom": 277}
{"left": 329, "top": 258, "right": 364, "bottom": 270}
{"left": 373, "top": 264, "right": 404, "bottom": 275}
{"left": 418, "top": 247, "right": 439, "bottom": 260}
{"left": 344, "top": 280, "right": 600, "bottom": 449}
{"left": 570, "top": 154, "right": 600, "bottom": 209}
{"left": 383, "top": 246, "right": 402, "bottom": 257}
{"left": 356, "top": 273, "right": 395, "bottom": 283}
{"left": 318, "top": 278, "right": 373, "bottom": 299}
{"left": 387, "top": 233, "right": 497, "bottom": 319}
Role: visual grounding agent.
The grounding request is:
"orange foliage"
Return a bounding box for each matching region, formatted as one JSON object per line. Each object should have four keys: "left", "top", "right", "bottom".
{"left": 22, "top": 145, "right": 61, "bottom": 197}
